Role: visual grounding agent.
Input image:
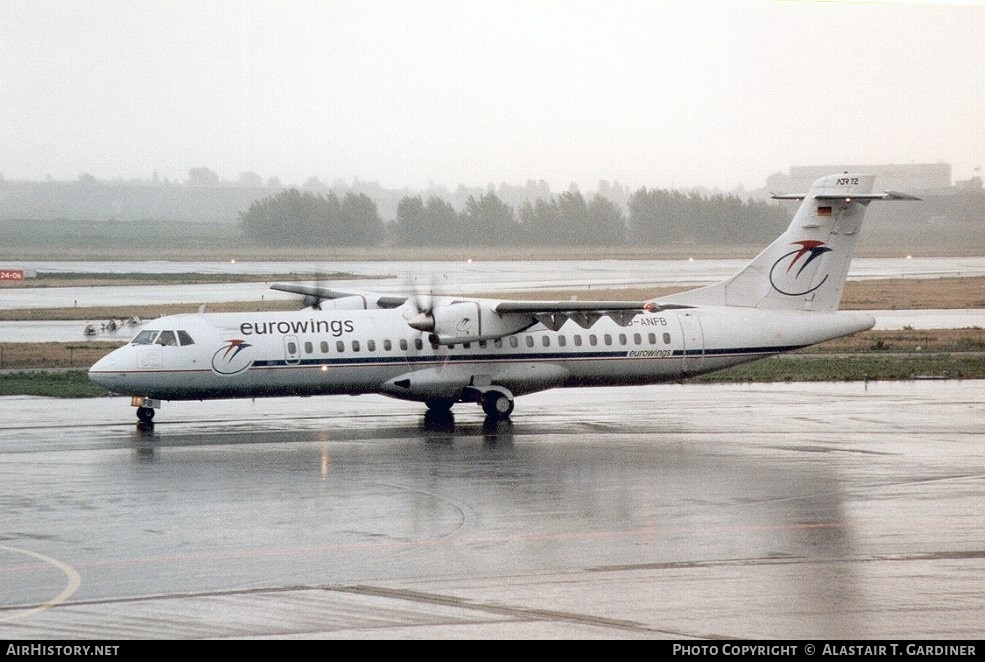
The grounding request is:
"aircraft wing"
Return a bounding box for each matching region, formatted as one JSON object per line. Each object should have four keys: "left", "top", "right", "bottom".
{"left": 494, "top": 300, "right": 690, "bottom": 312}
{"left": 272, "top": 281, "right": 692, "bottom": 333}
{"left": 270, "top": 283, "right": 407, "bottom": 309}
{"left": 493, "top": 299, "right": 693, "bottom": 330}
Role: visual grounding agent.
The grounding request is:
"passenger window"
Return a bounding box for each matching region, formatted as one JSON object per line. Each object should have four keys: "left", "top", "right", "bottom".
{"left": 648, "top": 333, "right": 657, "bottom": 344}
{"left": 574, "top": 335, "right": 582, "bottom": 347}
{"left": 132, "top": 330, "right": 158, "bottom": 345}
{"left": 589, "top": 335, "right": 597, "bottom": 346}
{"left": 604, "top": 334, "right": 612, "bottom": 346}
{"left": 304, "top": 341, "right": 313, "bottom": 354}
{"left": 509, "top": 337, "right": 518, "bottom": 348}
{"left": 633, "top": 333, "right": 641, "bottom": 344}
{"left": 415, "top": 338, "right": 423, "bottom": 351}
{"left": 367, "top": 340, "right": 376, "bottom": 352}
{"left": 618, "top": 334, "right": 627, "bottom": 345}
{"left": 177, "top": 330, "right": 195, "bottom": 346}
{"left": 156, "top": 330, "right": 177, "bottom": 346}
{"left": 494, "top": 338, "right": 503, "bottom": 348}
{"left": 320, "top": 341, "right": 329, "bottom": 352}
{"left": 463, "top": 342, "right": 471, "bottom": 349}
{"left": 525, "top": 336, "right": 534, "bottom": 348}
{"left": 479, "top": 340, "right": 487, "bottom": 348}
{"left": 400, "top": 339, "right": 408, "bottom": 351}
{"left": 384, "top": 339, "right": 392, "bottom": 351}
{"left": 663, "top": 332, "right": 671, "bottom": 344}
{"left": 336, "top": 340, "right": 344, "bottom": 352}
{"left": 352, "top": 340, "right": 360, "bottom": 352}
{"left": 558, "top": 336, "right": 566, "bottom": 347}
{"left": 287, "top": 341, "right": 297, "bottom": 354}
{"left": 542, "top": 336, "right": 550, "bottom": 347}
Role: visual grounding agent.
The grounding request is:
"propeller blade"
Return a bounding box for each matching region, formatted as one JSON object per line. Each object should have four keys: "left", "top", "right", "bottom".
{"left": 403, "top": 274, "right": 438, "bottom": 324}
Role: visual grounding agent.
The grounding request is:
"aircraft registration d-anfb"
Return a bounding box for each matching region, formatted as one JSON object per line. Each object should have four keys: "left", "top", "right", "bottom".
{"left": 89, "top": 173, "right": 918, "bottom": 425}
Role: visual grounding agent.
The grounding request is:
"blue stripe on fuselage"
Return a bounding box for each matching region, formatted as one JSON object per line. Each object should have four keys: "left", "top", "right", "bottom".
{"left": 247, "top": 345, "right": 805, "bottom": 369}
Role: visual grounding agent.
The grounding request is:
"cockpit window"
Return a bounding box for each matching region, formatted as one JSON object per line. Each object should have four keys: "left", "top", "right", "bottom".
{"left": 132, "top": 329, "right": 194, "bottom": 346}
{"left": 156, "top": 330, "right": 178, "bottom": 346}
{"left": 132, "top": 330, "right": 159, "bottom": 345}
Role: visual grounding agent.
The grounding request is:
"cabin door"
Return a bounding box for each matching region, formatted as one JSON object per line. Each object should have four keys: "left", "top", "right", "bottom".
{"left": 679, "top": 313, "right": 704, "bottom": 374}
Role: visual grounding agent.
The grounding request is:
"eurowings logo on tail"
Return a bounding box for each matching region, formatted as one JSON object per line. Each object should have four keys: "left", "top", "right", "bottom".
{"left": 211, "top": 339, "right": 254, "bottom": 375}
{"left": 769, "top": 240, "right": 832, "bottom": 296}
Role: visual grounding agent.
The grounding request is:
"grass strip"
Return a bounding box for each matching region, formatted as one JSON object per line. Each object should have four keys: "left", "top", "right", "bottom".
{"left": 0, "top": 370, "right": 110, "bottom": 398}
{"left": 693, "top": 354, "right": 985, "bottom": 383}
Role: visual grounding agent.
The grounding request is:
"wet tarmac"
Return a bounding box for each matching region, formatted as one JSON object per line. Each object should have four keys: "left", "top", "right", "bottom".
{"left": 1, "top": 381, "right": 983, "bottom": 639}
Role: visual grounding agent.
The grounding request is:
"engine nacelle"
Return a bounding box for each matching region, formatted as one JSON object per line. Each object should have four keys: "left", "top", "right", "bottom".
{"left": 429, "top": 301, "right": 533, "bottom": 345}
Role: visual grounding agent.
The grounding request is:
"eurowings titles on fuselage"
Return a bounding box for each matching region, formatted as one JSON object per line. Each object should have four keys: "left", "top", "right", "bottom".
{"left": 238, "top": 317, "right": 355, "bottom": 337}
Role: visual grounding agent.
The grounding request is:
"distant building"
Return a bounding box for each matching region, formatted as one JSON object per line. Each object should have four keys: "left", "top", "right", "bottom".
{"left": 767, "top": 163, "right": 952, "bottom": 196}
{"left": 955, "top": 175, "right": 983, "bottom": 192}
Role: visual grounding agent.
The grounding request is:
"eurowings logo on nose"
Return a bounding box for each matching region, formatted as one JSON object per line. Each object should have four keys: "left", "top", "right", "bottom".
{"left": 769, "top": 240, "right": 832, "bottom": 296}
{"left": 211, "top": 339, "right": 254, "bottom": 375}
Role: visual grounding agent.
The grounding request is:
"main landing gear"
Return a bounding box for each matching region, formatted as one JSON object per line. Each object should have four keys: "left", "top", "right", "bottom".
{"left": 480, "top": 390, "right": 514, "bottom": 418}
{"left": 426, "top": 387, "right": 515, "bottom": 420}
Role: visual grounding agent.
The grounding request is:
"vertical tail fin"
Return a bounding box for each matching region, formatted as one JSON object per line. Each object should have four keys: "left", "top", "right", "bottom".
{"left": 665, "top": 173, "right": 919, "bottom": 312}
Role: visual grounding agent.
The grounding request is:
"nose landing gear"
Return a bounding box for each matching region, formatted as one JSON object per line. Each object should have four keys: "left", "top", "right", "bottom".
{"left": 131, "top": 396, "right": 161, "bottom": 426}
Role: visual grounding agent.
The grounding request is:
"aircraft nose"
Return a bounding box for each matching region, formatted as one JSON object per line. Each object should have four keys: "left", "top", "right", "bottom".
{"left": 89, "top": 352, "right": 111, "bottom": 375}
{"left": 88, "top": 350, "right": 126, "bottom": 388}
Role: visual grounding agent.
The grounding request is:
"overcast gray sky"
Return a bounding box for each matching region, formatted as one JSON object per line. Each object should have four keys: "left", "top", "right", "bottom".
{"left": 1, "top": 0, "right": 983, "bottom": 191}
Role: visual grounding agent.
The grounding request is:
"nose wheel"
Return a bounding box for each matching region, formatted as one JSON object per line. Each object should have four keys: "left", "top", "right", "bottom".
{"left": 136, "top": 407, "right": 155, "bottom": 423}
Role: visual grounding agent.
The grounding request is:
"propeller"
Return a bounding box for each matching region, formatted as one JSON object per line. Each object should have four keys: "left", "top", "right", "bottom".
{"left": 400, "top": 274, "right": 452, "bottom": 375}
{"left": 403, "top": 275, "right": 438, "bottom": 333}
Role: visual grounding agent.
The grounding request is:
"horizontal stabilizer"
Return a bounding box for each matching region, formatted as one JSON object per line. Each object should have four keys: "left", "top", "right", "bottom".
{"left": 772, "top": 191, "right": 921, "bottom": 201}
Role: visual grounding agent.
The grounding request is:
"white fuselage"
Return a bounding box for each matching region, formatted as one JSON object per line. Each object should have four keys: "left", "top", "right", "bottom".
{"left": 88, "top": 305, "right": 874, "bottom": 403}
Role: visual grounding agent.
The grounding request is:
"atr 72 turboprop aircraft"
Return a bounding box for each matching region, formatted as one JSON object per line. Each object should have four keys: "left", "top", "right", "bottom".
{"left": 89, "top": 173, "right": 917, "bottom": 424}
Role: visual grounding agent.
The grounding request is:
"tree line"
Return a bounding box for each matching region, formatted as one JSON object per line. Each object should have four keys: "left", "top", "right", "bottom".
{"left": 239, "top": 187, "right": 790, "bottom": 247}
{"left": 240, "top": 188, "right": 383, "bottom": 246}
